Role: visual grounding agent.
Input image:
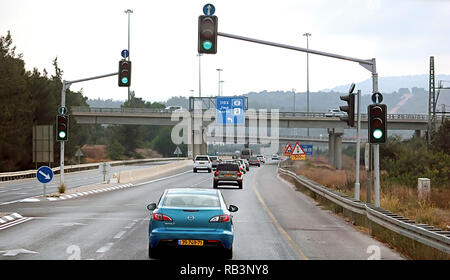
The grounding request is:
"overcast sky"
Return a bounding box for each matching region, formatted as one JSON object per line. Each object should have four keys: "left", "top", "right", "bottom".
{"left": 1, "top": 0, "right": 450, "bottom": 103}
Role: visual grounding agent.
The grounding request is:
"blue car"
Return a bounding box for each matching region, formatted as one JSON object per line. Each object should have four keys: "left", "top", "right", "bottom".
{"left": 147, "top": 188, "right": 238, "bottom": 259}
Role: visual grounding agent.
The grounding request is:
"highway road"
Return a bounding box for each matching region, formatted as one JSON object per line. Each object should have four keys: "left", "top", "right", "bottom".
{"left": 0, "top": 161, "right": 404, "bottom": 260}
{"left": 0, "top": 161, "right": 174, "bottom": 205}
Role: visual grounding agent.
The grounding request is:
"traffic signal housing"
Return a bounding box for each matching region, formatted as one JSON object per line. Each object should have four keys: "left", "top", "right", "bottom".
{"left": 198, "top": 15, "right": 218, "bottom": 54}
{"left": 339, "top": 93, "right": 355, "bottom": 127}
{"left": 368, "top": 104, "right": 387, "bottom": 144}
{"left": 118, "top": 60, "right": 131, "bottom": 87}
{"left": 56, "top": 115, "right": 69, "bottom": 141}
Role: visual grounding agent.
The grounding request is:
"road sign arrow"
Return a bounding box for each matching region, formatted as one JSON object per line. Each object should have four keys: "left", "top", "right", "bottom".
{"left": 38, "top": 170, "right": 50, "bottom": 180}
{"left": 0, "top": 248, "right": 38, "bottom": 257}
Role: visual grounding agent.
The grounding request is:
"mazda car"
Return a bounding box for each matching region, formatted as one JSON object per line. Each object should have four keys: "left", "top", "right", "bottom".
{"left": 147, "top": 188, "right": 238, "bottom": 259}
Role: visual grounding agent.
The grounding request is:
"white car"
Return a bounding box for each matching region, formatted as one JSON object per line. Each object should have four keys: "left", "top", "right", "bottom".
{"left": 271, "top": 154, "right": 280, "bottom": 160}
{"left": 193, "top": 155, "right": 212, "bottom": 173}
{"left": 325, "top": 108, "right": 345, "bottom": 117}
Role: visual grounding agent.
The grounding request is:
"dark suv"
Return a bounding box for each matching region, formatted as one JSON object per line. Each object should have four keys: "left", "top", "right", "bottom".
{"left": 248, "top": 156, "right": 261, "bottom": 167}
{"left": 213, "top": 162, "right": 243, "bottom": 189}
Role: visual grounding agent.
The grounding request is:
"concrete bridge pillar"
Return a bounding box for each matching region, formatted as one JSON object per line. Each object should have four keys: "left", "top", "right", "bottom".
{"left": 328, "top": 128, "right": 343, "bottom": 170}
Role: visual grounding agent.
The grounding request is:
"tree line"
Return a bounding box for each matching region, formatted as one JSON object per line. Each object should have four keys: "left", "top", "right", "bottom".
{"left": 0, "top": 32, "right": 184, "bottom": 172}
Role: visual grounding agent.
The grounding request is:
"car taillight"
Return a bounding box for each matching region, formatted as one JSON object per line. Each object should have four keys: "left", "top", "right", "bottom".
{"left": 237, "top": 171, "right": 242, "bottom": 177}
{"left": 214, "top": 170, "right": 219, "bottom": 176}
{"left": 209, "top": 214, "right": 230, "bottom": 223}
{"left": 152, "top": 212, "right": 173, "bottom": 222}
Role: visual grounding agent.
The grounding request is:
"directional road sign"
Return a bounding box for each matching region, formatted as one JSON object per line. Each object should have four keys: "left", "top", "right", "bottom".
{"left": 36, "top": 166, "right": 53, "bottom": 184}
{"left": 300, "top": 144, "right": 313, "bottom": 156}
{"left": 121, "top": 49, "right": 129, "bottom": 59}
{"left": 216, "top": 96, "right": 245, "bottom": 125}
{"left": 203, "top": 3, "right": 215, "bottom": 16}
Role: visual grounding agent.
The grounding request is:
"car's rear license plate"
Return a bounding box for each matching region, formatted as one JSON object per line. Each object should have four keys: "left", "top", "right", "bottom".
{"left": 225, "top": 174, "right": 233, "bottom": 177}
{"left": 200, "top": 162, "right": 204, "bottom": 164}
{"left": 178, "top": 239, "right": 204, "bottom": 246}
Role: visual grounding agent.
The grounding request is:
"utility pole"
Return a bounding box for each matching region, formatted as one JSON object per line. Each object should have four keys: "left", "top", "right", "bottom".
{"left": 124, "top": 9, "right": 133, "bottom": 102}
{"left": 355, "top": 89, "right": 361, "bottom": 200}
{"left": 216, "top": 68, "right": 223, "bottom": 96}
{"left": 292, "top": 88, "right": 296, "bottom": 112}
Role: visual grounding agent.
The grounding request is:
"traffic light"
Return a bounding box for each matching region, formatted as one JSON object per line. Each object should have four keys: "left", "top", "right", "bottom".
{"left": 339, "top": 93, "right": 355, "bottom": 127}
{"left": 198, "top": 15, "right": 218, "bottom": 54}
{"left": 56, "top": 115, "right": 69, "bottom": 141}
{"left": 368, "top": 104, "right": 387, "bottom": 144}
{"left": 118, "top": 60, "right": 131, "bottom": 87}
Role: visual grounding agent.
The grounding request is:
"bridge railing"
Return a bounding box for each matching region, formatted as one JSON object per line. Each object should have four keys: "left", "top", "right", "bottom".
{"left": 72, "top": 107, "right": 432, "bottom": 121}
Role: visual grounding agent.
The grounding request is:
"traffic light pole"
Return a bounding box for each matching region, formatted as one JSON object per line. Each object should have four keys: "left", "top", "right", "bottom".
{"left": 59, "top": 72, "right": 118, "bottom": 188}
{"left": 355, "top": 90, "right": 361, "bottom": 201}
{"left": 217, "top": 31, "right": 381, "bottom": 206}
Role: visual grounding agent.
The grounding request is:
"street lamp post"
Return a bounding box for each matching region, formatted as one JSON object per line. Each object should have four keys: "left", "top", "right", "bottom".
{"left": 197, "top": 54, "right": 202, "bottom": 97}
{"left": 216, "top": 69, "right": 223, "bottom": 96}
{"left": 220, "top": 80, "right": 224, "bottom": 96}
{"left": 303, "top": 32, "right": 311, "bottom": 136}
{"left": 292, "top": 88, "right": 296, "bottom": 112}
{"left": 124, "top": 9, "right": 133, "bottom": 102}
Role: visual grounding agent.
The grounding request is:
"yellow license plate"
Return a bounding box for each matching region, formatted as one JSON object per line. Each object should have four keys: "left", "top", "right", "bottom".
{"left": 225, "top": 174, "right": 233, "bottom": 177}
{"left": 178, "top": 239, "right": 204, "bottom": 246}
{"left": 200, "top": 162, "right": 204, "bottom": 164}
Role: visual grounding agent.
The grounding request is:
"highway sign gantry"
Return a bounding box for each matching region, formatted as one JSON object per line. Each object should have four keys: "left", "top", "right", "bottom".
{"left": 216, "top": 96, "right": 245, "bottom": 125}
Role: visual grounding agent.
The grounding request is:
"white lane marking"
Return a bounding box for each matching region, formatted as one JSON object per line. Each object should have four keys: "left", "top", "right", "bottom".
{"left": 0, "top": 248, "right": 38, "bottom": 257}
{"left": 0, "top": 217, "right": 33, "bottom": 231}
{"left": 113, "top": 231, "right": 126, "bottom": 239}
{"left": 96, "top": 242, "right": 114, "bottom": 253}
{"left": 124, "top": 222, "right": 135, "bottom": 229}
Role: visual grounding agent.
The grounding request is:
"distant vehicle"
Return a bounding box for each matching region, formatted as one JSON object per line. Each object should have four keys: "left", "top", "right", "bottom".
{"left": 248, "top": 156, "right": 261, "bottom": 167}
{"left": 325, "top": 108, "right": 345, "bottom": 117}
{"left": 242, "top": 159, "right": 250, "bottom": 171}
{"left": 240, "top": 148, "right": 253, "bottom": 160}
{"left": 165, "top": 106, "right": 183, "bottom": 111}
{"left": 237, "top": 159, "right": 247, "bottom": 174}
{"left": 147, "top": 188, "right": 238, "bottom": 259}
{"left": 256, "top": 155, "right": 265, "bottom": 163}
{"left": 193, "top": 155, "right": 212, "bottom": 173}
{"left": 271, "top": 154, "right": 280, "bottom": 160}
{"left": 209, "top": 156, "right": 221, "bottom": 169}
{"left": 214, "top": 162, "right": 243, "bottom": 189}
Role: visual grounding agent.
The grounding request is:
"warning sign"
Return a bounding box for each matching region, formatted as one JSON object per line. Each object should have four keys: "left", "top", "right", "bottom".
{"left": 284, "top": 143, "right": 293, "bottom": 156}
{"left": 291, "top": 142, "right": 306, "bottom": 160}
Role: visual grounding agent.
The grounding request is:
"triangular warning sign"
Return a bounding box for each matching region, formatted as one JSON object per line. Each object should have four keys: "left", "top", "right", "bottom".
{"left": 284, "top": 143, "right": 293, "bottom": 156}
{"left": 291, "top": 142, "right": 306, "bottom": 160}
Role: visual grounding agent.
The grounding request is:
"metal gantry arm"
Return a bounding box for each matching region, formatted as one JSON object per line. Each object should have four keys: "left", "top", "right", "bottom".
{"left": 218, "top": 31, "right": 381, "bottom": 206}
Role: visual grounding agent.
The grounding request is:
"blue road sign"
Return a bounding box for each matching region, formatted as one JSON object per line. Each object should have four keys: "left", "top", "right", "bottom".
{"left": 36, "top": 166, "right": 53, "bottom": 184}
{"left": 300, "top": 145, "right": 313, "bottom": 156}
{"left": 216, "top": 97, "right": 245, "bottom": 125}
{"left": 203, "top": 3, "right": 215, "bottom": 16}
{"left": 121, "top": 49, "right": 129, "bottom": 59}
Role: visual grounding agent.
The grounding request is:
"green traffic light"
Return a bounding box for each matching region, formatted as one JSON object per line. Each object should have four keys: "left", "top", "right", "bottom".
{"left": 58, "top": 131, "right": 66, "bottom": 139}
{"left": 121, "top": 77, "right": 128, "bottom": 84}
{"left": 202, "top": 41, "right": 212, "bottom": 50}
{"left": 373, "top": 129, "right": 383, "bottom": 139}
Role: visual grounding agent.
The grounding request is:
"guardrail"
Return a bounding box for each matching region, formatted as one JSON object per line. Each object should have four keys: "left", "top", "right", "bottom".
{"left": 0, "top": 158, "right": 186, "bottom": 182}
{"left": 71, "top": 107, "right": 435, "bottom": 121}
{"left": 278, "top": 166, "right": 450, "bottom": 259}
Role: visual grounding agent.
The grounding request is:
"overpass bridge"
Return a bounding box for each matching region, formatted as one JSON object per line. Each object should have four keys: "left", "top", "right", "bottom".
{"left": 71, "top": 106, "right": 433, "bottom": 169}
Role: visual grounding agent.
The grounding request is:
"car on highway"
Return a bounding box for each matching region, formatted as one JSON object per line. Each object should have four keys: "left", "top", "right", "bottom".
{"left": 209, "top": 156, "right": 221, "bottom": 169}
{"left": 147, "top": 188, "right": 238, "bottom": 259}
{"left": 193, "top": 155, "right": 212, "bottom": 173}
{"left": 271, "top": 154, "right": 280, "bottom": 160}
{"left": 165, "top": 105, "right": 183, "bottom": 111}
{"left": 242, "top": 159, "right": 250, "bottom": 171}
{"left": 248, "top": 156, "right": 261, "bottom": 167}
{"left": 236, "top": 159, "right": 247, "bottom": 174}
{"left": 256, "top": 155, "right": 266, "bottom": 163}
{"left": 325, "top": 108, "right": 345, "bottom": 117}
{"left": 213, "top": 162, "right": 243, "bottom": 189}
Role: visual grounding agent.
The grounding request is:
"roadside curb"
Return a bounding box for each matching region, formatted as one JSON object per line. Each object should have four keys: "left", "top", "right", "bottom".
{"left": 0, "top": 213, "right": 23, "bottom": 224}
{"left": 20, "top": 183, "right": 134, "bottom": 203}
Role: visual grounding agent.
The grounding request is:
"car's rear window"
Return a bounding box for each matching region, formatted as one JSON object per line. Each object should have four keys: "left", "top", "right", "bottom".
{"left": 250, "top": 157, "right": 259, "bottom": 160}
{"left": 210, "top": 156, "right": 218, "bottom": 161}
{"left": 217, "top": 163, "right": 239, "bottom": 171}
{"left": 195, "top": 156, "right": 209, "bottom": 161}
{"left": 163, "top": 194, "right": 219, "bottom": 207}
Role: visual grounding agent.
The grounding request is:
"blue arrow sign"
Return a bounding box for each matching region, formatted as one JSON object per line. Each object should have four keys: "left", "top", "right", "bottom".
{"left": 203, "top": 3, "right": 215, "bottom": 16}
{"left": 216, "top": 97, "right": 245, "bottom": 125}
{"left": 36, "top": 166, "right": 53, "bottom": 184}
{"left": 121, "top": 49, "right": 129, "bottom": 59}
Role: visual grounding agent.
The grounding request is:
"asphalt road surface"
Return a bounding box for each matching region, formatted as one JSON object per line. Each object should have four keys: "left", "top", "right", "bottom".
{"left": 0, "top": 161, "right": 404, "bottom": 260}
